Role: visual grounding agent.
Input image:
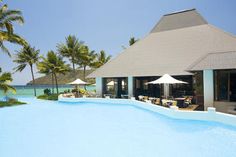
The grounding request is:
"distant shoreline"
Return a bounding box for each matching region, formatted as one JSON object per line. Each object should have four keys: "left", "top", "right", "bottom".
{"left": 0, "top": 85, "right": 95, "bottom": 97}
{"left": 12, "top": 84, "right": 74, "bottom": 87}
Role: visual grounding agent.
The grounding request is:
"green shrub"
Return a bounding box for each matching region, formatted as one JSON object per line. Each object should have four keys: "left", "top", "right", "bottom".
{"left": 44, "top": 88, "right": 51, "bottom": 95}
{"left": 48, "top": 94, "right": 59, "bottom": 100}
{"left": 79, "top": 88, "right": 88, "bottom": 95}
{"left": 72, "top": 88, "right": 78, "bottom": 93}
{"left": 37, "top": 94, "right": 48, "bottom": 99}
{"left": 63, "top": 89, "right": 71, "bottom": 94}
{"left": 8, "top": 98, "right": 18, "bottom": 103}
{"left": 0, "top": 98, "right": 26, "bottom": 107}
{"left": 37, "top": 94, "right": 58, "bottom": 101}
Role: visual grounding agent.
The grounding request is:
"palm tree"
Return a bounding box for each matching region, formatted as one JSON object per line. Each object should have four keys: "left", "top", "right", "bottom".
{"left": 37, "top": 57, "right": 55, "bottom": 94}
{"left": 129, "top": 37, "right": 138, "bottom": 46}
{"left": 0, "top": 68, "right": 16, "bottom": 94}
{"left": 94, "top": 50, "right": 111, "bottom": 68}
{"left": 37, "top": 51, "right": 70, "bottom": 94}
{"left": 0, "top": 3, "right": 27, "bottom": 56}
{"left": 57, "top": 35, "right": 83, "bottom": 79}
{"left": 14, "top": 45, "right": 40, "bottom": 96}
{"left": 122, "top": 37, "right": 138, "bottom": 49}
{"left": 77, "top": 45, "right": 96, "bottom": 81}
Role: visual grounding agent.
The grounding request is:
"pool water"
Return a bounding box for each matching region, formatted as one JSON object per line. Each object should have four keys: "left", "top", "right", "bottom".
{"left": 0, "top": 98, "right": 236, "bottom": 157}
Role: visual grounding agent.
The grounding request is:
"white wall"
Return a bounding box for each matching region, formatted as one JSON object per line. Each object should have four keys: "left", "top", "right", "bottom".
{"left": 96, "top": 77, "right": 102, "bottom": 97}
{"left": 203, "top": 70, "right": 214, "bottom": 110}
{"left": 164, "top": 84, "right": 169, "bottom": 97}
{"left": 128, "top": 76, "right": 134, "bottom": 97}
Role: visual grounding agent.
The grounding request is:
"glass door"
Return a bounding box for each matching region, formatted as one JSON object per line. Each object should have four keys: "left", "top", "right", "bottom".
{"left": 230, "top": 73, "right": 236, "bottom": 101}
{"left": 216, "top": 71, "right": 229, "bottom": 101}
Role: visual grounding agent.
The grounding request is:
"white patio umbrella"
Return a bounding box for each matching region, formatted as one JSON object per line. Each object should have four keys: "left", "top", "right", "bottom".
{"left": 148, "top": 74, "right": 188, "bottom": 84}
{"left": 68, "top": 78, "right": 88, "bottom": 85}
{"left": 147, "top": 74, "right": 187, "bottom": 97}
{"left": 68, "top": 78, "right": 89, "bottom": 91}
{"left": 107, "top": 80, "right": 125, "bottom": 86}
{"left": 107, "top": 80, "right": 116, "bottom": 86}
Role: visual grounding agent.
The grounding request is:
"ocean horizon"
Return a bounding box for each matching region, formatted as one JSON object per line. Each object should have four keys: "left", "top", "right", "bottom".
{"left": 0, "top": 85, "right": 95, "bottom": 97}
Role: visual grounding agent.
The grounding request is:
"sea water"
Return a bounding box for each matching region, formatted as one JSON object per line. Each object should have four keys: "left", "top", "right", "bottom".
{"left": 0, "top": 85, "right": 95, "bottom": 97}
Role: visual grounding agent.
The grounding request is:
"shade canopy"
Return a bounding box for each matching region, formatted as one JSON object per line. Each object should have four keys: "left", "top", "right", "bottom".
{"left": 107, "top": 81, "right": 115, "bottom": 86}
{"left": 147, "top": 74, "right": 188, "bottom": 84}
{"left": 147, "top": 74, "right": 187, "bottom": 97}
{"left": 107, "top": 80, "right": 125, "bottom": 86}
{"left": 68, "top": 79, "right": 88, "bottom": 85}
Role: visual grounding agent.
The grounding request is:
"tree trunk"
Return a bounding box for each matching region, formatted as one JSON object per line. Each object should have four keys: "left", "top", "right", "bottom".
{"left": 30, "top": 65, "right": 36, "bottom": 96}
{"left": 83, "top": 66, "right": 86, "bottom": 90}
{"left": 51, "top": 73, "right": 54, "bottom": 94}
{"left": 54, "top": 73, "right": 59, "bottom": 94}
{"left": 72, "top": 57, "right": 76, "bottom": 79}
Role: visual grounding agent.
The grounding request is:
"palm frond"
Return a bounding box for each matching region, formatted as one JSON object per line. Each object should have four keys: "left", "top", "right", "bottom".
{"left": 0, "top": 31, "right": 27, "bottom": 46}
{"left": 4, "top": 10, "right": 23, "bottom": 16}
{"left": 0, "top": 4, "right": 8, "bottom": 13}
{"left": 13, "top": 45, "right": 40, "bottom": 72}
{"left": 3, "top": 15, "right": 24, "bottom": 25}
{"left": 5, "top": 22, "right": 13, "bottom": 34}
{"left": 0, "top": 83, "right": 16, "bottom": 94}
{"left": 0, "top": 41, "right": 10, "bottom": 56}
{"left": 0, "top": 3, "right": 25, "bottom": 56}
{"left": 0, "top": 70, "right": 16, "bottom": 94}
{"left": 13, "top": 63, "right": 26, "bottom": 72}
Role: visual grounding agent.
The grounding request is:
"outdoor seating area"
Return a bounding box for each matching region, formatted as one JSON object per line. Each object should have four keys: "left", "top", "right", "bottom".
{"left": 60, "top": 78, "right": 98, "bottom": 98}
{"left": 138, "top": 95, "right": 197, "bottom": 110}
{"left": 61, "top": 75, "right": 201, "bottom": 111}
{"left": 135, "top": 74, "right": 198, "bottom": 110}
{"left": 62, "top": 90, "right": 98, "bottom": 98}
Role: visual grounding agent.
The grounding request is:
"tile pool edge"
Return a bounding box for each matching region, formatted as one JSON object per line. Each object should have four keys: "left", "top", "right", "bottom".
{"left": 58, "top": 97, "right": 236, "bottom": 127}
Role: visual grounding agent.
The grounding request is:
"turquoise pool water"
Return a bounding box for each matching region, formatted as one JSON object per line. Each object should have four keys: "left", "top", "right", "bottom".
{"left": 0, "top": 98, "right": 236, "bottom": 157}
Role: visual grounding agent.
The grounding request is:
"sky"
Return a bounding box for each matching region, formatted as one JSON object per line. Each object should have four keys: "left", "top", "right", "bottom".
{"left": 1, "top": 0, "right": 236, "bottom": 85}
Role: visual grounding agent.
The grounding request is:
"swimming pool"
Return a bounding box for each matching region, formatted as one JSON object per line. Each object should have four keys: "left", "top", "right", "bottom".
{"left": 0, "top": 98, "right": 236, "bottom": 157}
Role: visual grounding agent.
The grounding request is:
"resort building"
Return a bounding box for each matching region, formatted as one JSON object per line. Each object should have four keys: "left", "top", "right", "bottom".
{"left": 88, "top": 9, "right": 236, "bottom": 113}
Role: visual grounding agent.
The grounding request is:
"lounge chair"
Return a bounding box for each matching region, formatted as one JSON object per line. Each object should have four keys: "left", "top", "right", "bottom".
{"left": 138, "top": 95, "right": 144, "bottom": 101}
{"left": 154, "top": 98, "right": 161, "bottom": 105}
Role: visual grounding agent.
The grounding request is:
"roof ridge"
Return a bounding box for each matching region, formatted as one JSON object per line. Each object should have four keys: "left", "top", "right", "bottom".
{"left": 164, "top": 8, "right": 196, "bottom": 16}
{"left": 208, "top": 51, "right": 236, "bottom": 55}
{"left": 207, "top": 24, "right": 236, "bottom": 39}
{"left": 186, "top": 53, "right": 210, "bottom": 71}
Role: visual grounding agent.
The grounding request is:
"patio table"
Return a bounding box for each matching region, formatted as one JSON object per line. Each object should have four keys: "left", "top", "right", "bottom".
{"left": 175, "top": 98, "right": 187, "bottom": 108}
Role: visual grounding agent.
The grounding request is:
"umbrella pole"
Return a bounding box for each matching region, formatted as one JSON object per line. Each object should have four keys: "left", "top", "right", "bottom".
{"left": 164, "top": 83, "right": 169, "bottom": 98}
{"left": 75, "top": 85, "right": 78, "bottom": 98}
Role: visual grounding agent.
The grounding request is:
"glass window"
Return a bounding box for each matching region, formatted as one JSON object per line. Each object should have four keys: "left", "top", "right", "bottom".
{"left": 143, "top": 80, "right": 148, "bottom": 90}
{"left": 214, "top": 71, "right": 229, "bottom": 101}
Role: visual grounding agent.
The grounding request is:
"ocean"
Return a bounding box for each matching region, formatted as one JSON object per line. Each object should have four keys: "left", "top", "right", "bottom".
{"left": 0, "top": 85, "right": 96, "bottom": 97}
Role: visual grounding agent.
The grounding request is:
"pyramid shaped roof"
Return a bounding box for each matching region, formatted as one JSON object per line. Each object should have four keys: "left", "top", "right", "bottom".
{"left": 88, "top": 9, "right": 236, "bottom": 78}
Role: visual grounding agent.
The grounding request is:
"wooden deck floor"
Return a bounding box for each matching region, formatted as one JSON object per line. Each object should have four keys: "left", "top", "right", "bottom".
{"left": 178, "top": 104, "right": 199, "bottom": 111}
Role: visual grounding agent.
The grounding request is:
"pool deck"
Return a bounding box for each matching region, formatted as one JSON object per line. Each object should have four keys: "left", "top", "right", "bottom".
{"left": 178, "top": 104, "right": 199, "bottom": 111}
